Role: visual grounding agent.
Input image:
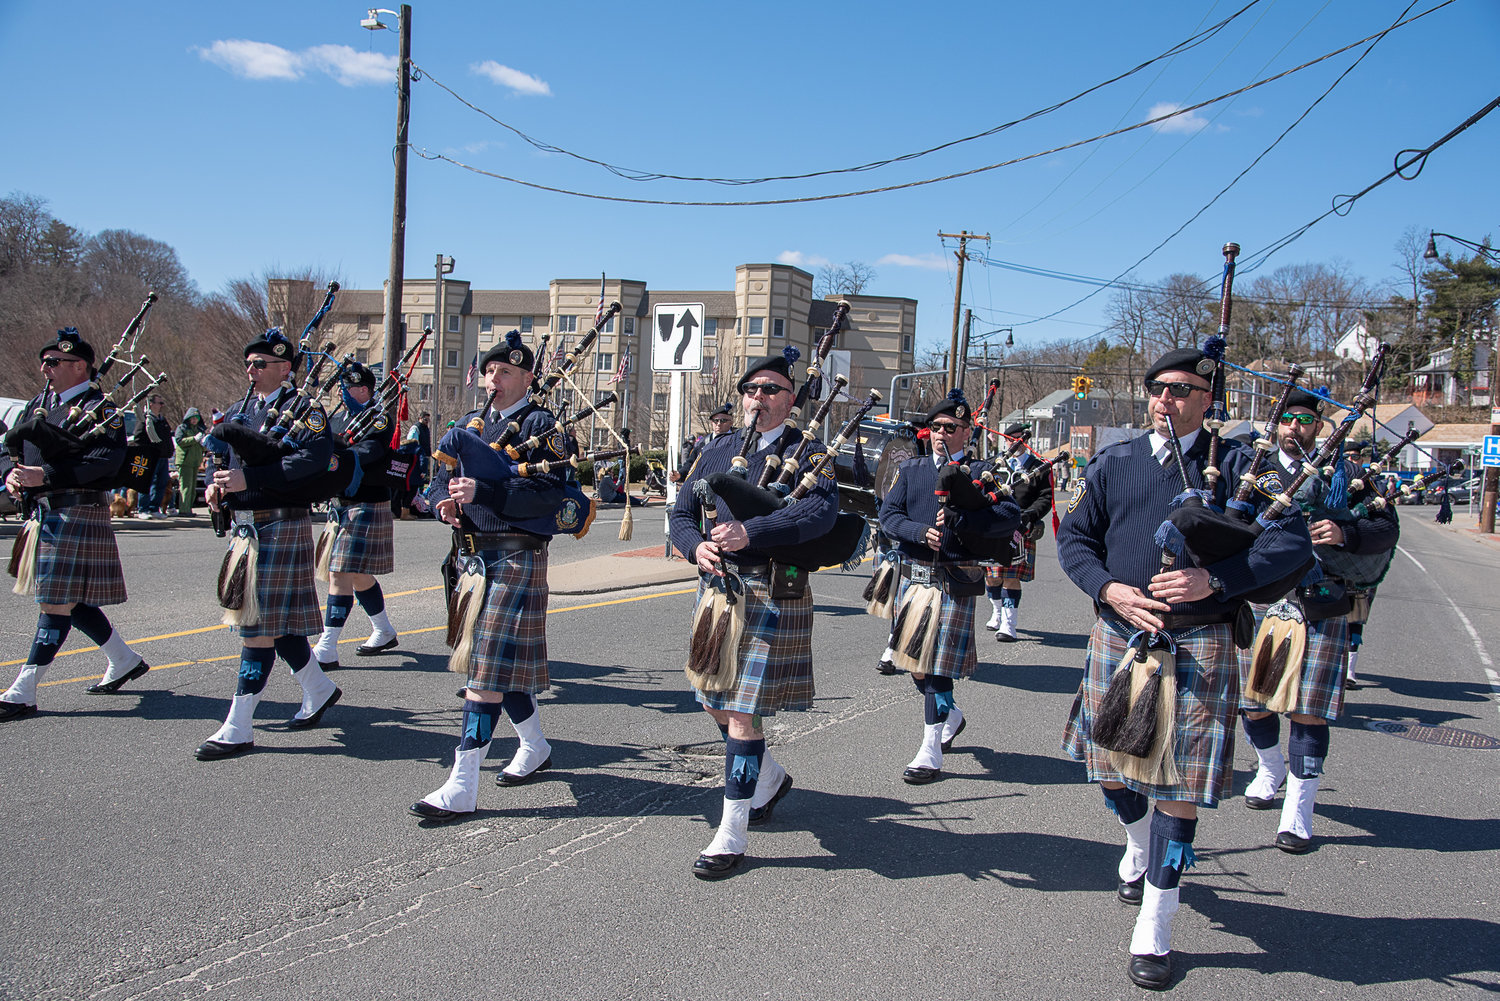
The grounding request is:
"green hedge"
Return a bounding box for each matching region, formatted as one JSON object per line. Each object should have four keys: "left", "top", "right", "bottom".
{"left": 574, "top": 448, "right": 669, "bottom": 486}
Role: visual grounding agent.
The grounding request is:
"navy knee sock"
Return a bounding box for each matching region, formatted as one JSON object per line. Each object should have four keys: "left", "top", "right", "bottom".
{"left": 1001, "top": 588, "right": 1022, "bottom": 608}
{"left": 236, "top": 647, "right": 277, "bottom": 696}
{"left": 459, "top": 699, "right": 503, "bottom": 750}
{"left": 28, "top": 613, "right": 72, "bottom": 666}
{"left": 274, "top": 635, "right": 312, "bottom": 673}
{"left": 325, "top": 594, "right": 353, "bottom": 628}
{"left": 1101, "top": 785, "right": 1149, "bottom": 825}
{"left": 985, "top": 583, "right": 1005, "bottom": 600}
{"left": 913, "top": 674, "right": 955, "bottom": 724}
{"left": 724, "top": 736, "right": 765, "bottom": 800}
{"left": 1241, "top": 711, "right": 1281, "bottom": 750}
{"left": 355, "top": 584, "right": 385, "bottom": 616}
{"left": 68, "top": 604, "right": 113, "bottom": 645}
{"left": 1288, "top": 721, "right": 1330, "bottom": 779}
{"left": 501, "top": 691, "right": 536, "bottom": 725}
{"left": 1348, "top": 623, "right": 1364, "bottom": 651}
{"left": 1145, "top": 810, "right": 1198, "bottom": 889}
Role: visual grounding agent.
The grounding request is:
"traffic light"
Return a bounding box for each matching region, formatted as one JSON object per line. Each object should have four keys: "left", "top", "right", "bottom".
{"left": 1072, "top": 375, "right": 1093, "bottom": 400}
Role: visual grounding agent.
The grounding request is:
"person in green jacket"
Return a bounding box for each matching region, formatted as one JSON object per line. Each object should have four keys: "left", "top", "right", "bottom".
{"left": 173, "top": 408, "right": 207, "bottom": 515}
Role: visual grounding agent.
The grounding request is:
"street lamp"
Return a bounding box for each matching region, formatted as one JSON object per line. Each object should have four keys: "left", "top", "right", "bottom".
{"left": 362, "top": 5, "right": 412, "bottom": 392}
{"left": 1426, "top": 229, "right": 1500, "bottom": 534}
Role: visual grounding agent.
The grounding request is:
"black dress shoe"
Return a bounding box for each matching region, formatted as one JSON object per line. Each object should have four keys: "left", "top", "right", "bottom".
{"left": 1117, "top": 875, "right": 1144, "bottom": 905}
{"left": 1245, "top": 779, "right": 1283, "bottom": 810}
{"left": 749, "top": 774, "right": 794, "bottom": 826}
{"left": 286, "top": 687, "right": 342, "bottom": 730}
{"left": 902, "top": 765, "right": 941, "bottom": 785}
{"left": 692, "top": 852, "right": 743, "bottom": 880}
{"left": 195, "top": 739, "right": 254, "bottom": 761}
{"left": 355, "top": 637, "right": 399, "bottom": 656}
{"left": 876, "top": 659, "right": 898, "bottom": 675}
{"left": 317, "top": 659, "right": 341, "bottom": 673}
{"left": 1275, "top": 830, "right": 1313, "bottom": 854}
{"left": 1128, "top": 952, "right": 1172, "bottom": 990}
{"left": 0, "top": 700, "right": 38, "bottom": 722}
{"left": 497, "top": 755, "right": 551, "bottom": 786}
{"left": 940, "top": 715, "right": 967, "bottom": 752}
{"left": 409, "top": 800, "right": 464, "bottom": 823}
{"left": 85, "top": 659, "right": 150, "bottom": 695}
{"left": 995, "top": 630, "right": 1017, "bottom": 643}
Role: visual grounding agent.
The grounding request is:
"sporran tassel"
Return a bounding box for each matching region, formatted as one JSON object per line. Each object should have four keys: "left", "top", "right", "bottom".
{"left": 445, "top": 562, "right": 488, "bottom": 674}
{"left": 313, "top": 519, "right": 336, "bottom": 582}
{"left": 9, "top": 517, "right": 40, "bottom": 595}
{"left": 618, "top": 458, "right": 634, "bottom": 541}
{"left": 891, "top": 585, "right": 942, "bottom": 675}
{"left": 1246, "top": 601, "right": 1307, "bottom": 708}
{"left": 1107, "top": 646, "right": 1180, "bottom": 786}
{"left": 217, "top": 530, "right": 260, "bottom": 627}
{"left": 863, "top": 559, "right": 898, "bottom": 618}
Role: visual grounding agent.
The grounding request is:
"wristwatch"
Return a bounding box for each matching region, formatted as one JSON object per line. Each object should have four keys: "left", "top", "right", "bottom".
{"left": 1207, "top": 573, "right": 1226, "bottom": 597}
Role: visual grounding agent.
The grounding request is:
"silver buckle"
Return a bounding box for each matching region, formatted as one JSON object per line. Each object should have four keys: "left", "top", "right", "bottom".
{"left": 906, "top": 562, "right": 934, "bottom": 586}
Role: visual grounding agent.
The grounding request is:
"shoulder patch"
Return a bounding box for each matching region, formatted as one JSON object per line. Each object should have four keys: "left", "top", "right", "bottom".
{"left": 1255, "top": 470, "right": 1284, "bottom": 498}
{"left": 810, "top": 452, "right": 835, "bottom": 479}
{"left": 303, "top": 406, "right": 327, "bottom": 434}
{"left": 1066, "top": 479, "right": 1086, "bottom": 514}
{"left": 545, "top": 430, "right": 566, "bottom": 458}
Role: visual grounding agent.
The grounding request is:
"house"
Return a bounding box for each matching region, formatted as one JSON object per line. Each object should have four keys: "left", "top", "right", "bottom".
{"left": 1410, "top": 343, "right": 1493, "bottom": 407}
{"left": 1007, "top": 389, "right": 1149, "bottom": 453}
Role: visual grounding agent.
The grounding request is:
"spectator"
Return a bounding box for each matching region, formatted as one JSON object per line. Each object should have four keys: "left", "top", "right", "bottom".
{"left": 134, "top": 395, "right": 174, "bottom": 519}
{"left": 173, "top": 408, "right": 207, "bottom": 516}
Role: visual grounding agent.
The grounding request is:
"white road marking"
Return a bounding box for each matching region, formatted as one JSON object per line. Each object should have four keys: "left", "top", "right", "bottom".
{"left": 1397, "top": 543, "right": 1499, "bottom": 717}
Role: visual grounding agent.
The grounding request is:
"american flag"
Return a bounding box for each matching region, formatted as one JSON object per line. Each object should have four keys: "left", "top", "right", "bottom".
{"left": 464, "top": 353, "right": 477, "bottom": 387}
{"left": 609, "top": 346, "right": 631, "bottom": 385}
{"left": 594, "top": 273, "right": 607, "bottom": 327}
{"left": 553, "top": 341, "right": 567, "bottom": 366}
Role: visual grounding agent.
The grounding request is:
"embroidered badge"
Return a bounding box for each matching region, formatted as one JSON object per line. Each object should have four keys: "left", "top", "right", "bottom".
{"left": 556, "top": 497, "right": 582, "bottom": 531}
{"left": 1066, "top": 479, "right": 1086, "bottom": 514}
{"left": 371, "top": 413, "right": 388, "bottom": 432}
{"left": 1254, "top": 470, "right": 1283, "bottom": 498}
{"left": 303, "top": 406, "right": 327, "bottom": 433}
{"left": 812, "top": 452, "right": 834, "bottom": 479}
{"left": 545, "top": 430, "right": 566, "bottom": 458}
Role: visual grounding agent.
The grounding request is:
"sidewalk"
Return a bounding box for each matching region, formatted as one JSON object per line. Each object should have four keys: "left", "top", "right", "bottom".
{"left": 1407, "top": 508, "right": 1500, "bottom": 551}
{"left": 549, "top": 544, "right": 699, "bottom": 595}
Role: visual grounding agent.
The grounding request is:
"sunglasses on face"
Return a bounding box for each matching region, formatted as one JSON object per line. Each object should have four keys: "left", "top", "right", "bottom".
{"left": 709, "top": 416, "right": 732, "bottom": 424}
{"left": 1279, "top": 412, "right": 1318, "bottom": 426}
{"left": 742, "top": 383, "right": 788, "bottom": 398}
{"left": 245, "top": 359, "right": 282, "bottom": 370}
{"left": 1145, "top": 379, "right": 1207, "bottom": 399}
{"left": 928, "top": 421, "right": 966, "bottom": 434}
{"left": 40, "top": 357, "right": 81, "bottom": 368}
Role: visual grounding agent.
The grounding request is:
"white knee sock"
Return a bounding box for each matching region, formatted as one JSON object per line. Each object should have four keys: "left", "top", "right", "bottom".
{"left": 703, "top": 797, "right": 752, "bottom": 857}
{"left": 1130, "top": 884, "right": 1180, "bottom": 956}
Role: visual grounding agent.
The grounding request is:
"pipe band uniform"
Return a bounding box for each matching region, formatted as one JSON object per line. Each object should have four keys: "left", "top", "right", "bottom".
{"left": 2, "top": 326, "right": 151, "bottom": 721}
{"left": 669, "top": 347, "right": 838, "bottom": 880}
{"left": 876, "top": 389, "right": 1022, "bottom": 785}
{"left": 196, "top": 324, "right": 341, "bottom": 761}
{"left": 981, "top": 420, "right": 1054, "bottom": 642}
{"left": 1057, "top": 335, "right": 1314, "bottom": 990}
{"left": 309, "top": 361, "right": 402, "bottom": 673}
{"left": 410, "top": 331, "right": 571, "bottom": 824}
{"left": 1236, "top": 386, "right": 1400, "bottom": 856}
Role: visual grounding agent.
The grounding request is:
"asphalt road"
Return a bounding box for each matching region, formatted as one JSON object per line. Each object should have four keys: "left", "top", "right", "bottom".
{"left": 0, "top": 506, "right": 1496, "bottom": 1000}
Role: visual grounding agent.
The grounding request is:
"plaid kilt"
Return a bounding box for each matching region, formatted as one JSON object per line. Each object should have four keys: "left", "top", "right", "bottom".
{"left": 891, "top": 576, "right": 977, "bottom": 681}
{"left": 34, "top": 503, "right": 126, "bottom": 606}
{"left": 327, "top": 502, "right": 395, "bottom": 575}
{"left": 238, "top": 513, "right": 322, "bottom": 639}
{"left": 466, "top": 547, "right": 550, "bottom": 694}
{"left": 1062, "top": 615, "right": 1238, "bottom": 806}
{"left": 1239, "top": 604, "right": 1349, "bottom": 720}
{"left": 983, "top": 535, "right": 1036, "bottom": 583}
{"left": 696, "top": 572, "right": 815, "bottom": 716}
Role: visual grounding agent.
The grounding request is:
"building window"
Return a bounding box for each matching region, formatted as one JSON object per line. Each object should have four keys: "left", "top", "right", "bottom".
{"left": 354, "top": 349, "right": 369, "bottom": 364}
{"left": 597, "top": 352, "right": 614, "bottom": 372}
{"left": 520, "top": 315, "right": 533, "bottom": 333}
{"left": 653, "top": 392, "right": 668, "bottom": 411}
{"left": 557, "top": 315, "right": 578, "bottom": 333}
{"left": 446, "top": 349, "right": 460, "bottom": 368}
{"left": 749, "top": 317, "right": 764, "bottom": 337}
{"left": 357, "top": 314, "right": 370, "bottom": 332}
{"left": 447, "top": 314, "right": 460, "bottom": 333}
{"left": 772, "top": 318, "right": 785, "bottom": 339}
{"left": 420, "top": 348, "right": 434, "bottom": 367}
{"left": 902, "top": 334, "right": 913, "bottom": 353}
{"left": 1091, "top": 399, "right": 1099, "bottom": 409}
{"left": 419, "top": 384, "right": 431, "bottom": 401}
{"left": 422, "top": 313, "right": 434, "bottom": 331}
{"left": 480, "top": 315, "right": 493, "bottom": 333}
{"left": 603, "top": 316, "right": 615, "bottom": 333}
{"left": 622, "top": 316, "right": 635, "bottom": 336}
{"left": 595, "top": 390, "right": 612, "bottom": 405}
{"left": 705, "top": 317, "right": 718, "bottom": 338}
{"left": 444, "top": 385, "right": 457, "bottom": 402}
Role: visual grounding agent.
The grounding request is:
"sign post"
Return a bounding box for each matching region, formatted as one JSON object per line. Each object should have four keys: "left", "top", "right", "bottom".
{"left": 653, "top": 303, "right": 706, "bottom": 556}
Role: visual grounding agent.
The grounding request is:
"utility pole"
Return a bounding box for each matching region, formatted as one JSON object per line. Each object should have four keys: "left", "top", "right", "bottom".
{"left": 957, "top": 308, "right": 973, "bottom": 402}
{"left": 434, "top": 253, "right": 454, "bottom": 423}
{"left": 938, "top": 229, "right": 988, "bottom": 390}
{"left": 371, "top": 4, "right": 412, "bottom": 384}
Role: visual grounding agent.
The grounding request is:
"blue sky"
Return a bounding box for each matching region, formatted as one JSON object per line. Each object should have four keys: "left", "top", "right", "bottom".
{"left": 3, "top": 1, "right": 1496, "bottom": 356}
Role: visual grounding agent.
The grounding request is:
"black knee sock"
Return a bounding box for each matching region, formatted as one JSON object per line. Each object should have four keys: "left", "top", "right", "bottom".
{"left": 459, "top": 699, "right": 502, "bottom": 750}
{"left": 1145, "top": 810, "right": 1198, "bottom": 889}
{"left": 724, "top": 736, "right": 765, "bottom": 800}
{"left": 28, "top": 613, "right": 72, "bottom": 666}
{"left": 68, "top": 604, "right": 112, "bottom": 645}
{"left": 1240, "top": 711, "right": 1281, "bottom": 750}
{"left": 274, "top": 635, "right": 312, "bottom": 673}
{"left": 501, "top": 691, "right": 535, "bottom": 725}
{"left": 325, "top": 594, "right": 353, "bottom": 628}
{"left": 1288, "top": 721, "right": 1330, "bottom": 778}
{"left": 1101, "top": 785, "right": 1149, "bottom": 825}
{"left": 236, "top": 647, "right": 277, "bottom": 696}
{"left": 355, "top": 584, "right": 385, "bottom": 616}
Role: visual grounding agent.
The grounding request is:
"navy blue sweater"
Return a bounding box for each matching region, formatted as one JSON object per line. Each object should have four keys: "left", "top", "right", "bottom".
{"left": 880, "top": 455, "right": 1023, "bottom": 563}
{"left": 1, "top": 386, "right": 125, "bottom": 489}
{"left": 429, "top": 401, "right": 564, "bottom": 535}
{"left": 221, "top": 394, "right": 333, "bottom": 510}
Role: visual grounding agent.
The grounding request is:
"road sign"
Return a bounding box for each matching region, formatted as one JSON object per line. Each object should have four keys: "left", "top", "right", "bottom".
{"left": 652, "top": 303, "right": 704, "bottom": 372}
{"left": 1482, "top": 434, "right": 1500, "bottom": 468}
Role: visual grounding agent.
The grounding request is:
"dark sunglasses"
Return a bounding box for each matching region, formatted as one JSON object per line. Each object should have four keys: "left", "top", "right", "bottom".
{"left": 245, "top": 359, "right": 282, "bottom": 370}
{"left": 742, "top": 383, "right": 788, "bottom": 398}
{"left": 1145, "top": 379, "right": 1207, "bottom": 399}
{"left": 40, "top": 357, "right": 82, "bottom": 368}
{"left": 1279, "top": 412, "right": 1318, "bottom": 426}
{"left": 928, "top": 421, "right": 966, "bottom": 434}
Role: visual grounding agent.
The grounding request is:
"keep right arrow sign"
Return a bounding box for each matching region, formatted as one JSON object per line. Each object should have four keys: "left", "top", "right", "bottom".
{"left": 652, "top": 303, "right": 704, "bottom": 372}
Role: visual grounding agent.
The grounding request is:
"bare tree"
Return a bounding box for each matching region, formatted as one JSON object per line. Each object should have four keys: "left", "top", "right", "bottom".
{"left": 815, "top": 261, "right": 877, "bottom": 298}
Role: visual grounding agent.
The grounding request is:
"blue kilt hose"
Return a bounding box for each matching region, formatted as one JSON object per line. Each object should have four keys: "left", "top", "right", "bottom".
{"left": 1239, "top": 605, "right": 1349, "bottom": 721}
{"left": 326, "top": 501, "right": 395, "bottom": 576}
{"left": 466, "top": 547, "right": 550, "bottom": 695}
{"left": 696, "top": 571, "right": 815, "bottom": 717}
{"left": 1062, "top": 615, "right": 1239, "bottom": 806}
{"left": 983, "top": 535, "right": 1036, "bottom": 583}
{"left": 237, "top": 512, "right": 322, "bottom": 639}
{"left": 891, "top": 576, "right": 977, "bottom": 681}
{"left": 33, "top": 502, "right": 127, "bottom": 607}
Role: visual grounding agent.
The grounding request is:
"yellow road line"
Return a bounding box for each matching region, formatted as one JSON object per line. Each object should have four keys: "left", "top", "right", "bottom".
{"left": 37, "top": 585, "right": 697, "bottom": 688}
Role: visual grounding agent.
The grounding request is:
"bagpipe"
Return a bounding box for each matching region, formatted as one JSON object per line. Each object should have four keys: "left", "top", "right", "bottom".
{"left": 533, "top": 302, "right": 622, "bottom": 404}
{"left": 701, "top": 389, "right": 883, "bottom": 572}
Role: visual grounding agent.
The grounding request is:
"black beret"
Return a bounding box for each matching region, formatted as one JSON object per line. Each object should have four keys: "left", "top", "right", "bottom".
{"left": 343, "top": 362, "right": 375, "bottom": 389}
{"left": 1283, "top": 388, "right": 1326, "bottom": 414}
{"left": 709, "top": 402, "right": 733, "bottom": 419}
{"left": 480, "top": 330, "right": 534, "bottom": 375}
{"left": 926, "top": 389, "right": 973, "bottom": 424}
{"left": 1003, "top": 421, "right": 1031, "bottom": 438}
{"left": 1145, "top": 347, "right": 1214, "bottom": 382}
{"left": 244, "top": 327, "right": 298, "bottom": 363}
{"left": 737, "top": 350, "right": 798, "bottom": 393}
{"left": 39, "top": 327, "right": 95, "bottom": 368}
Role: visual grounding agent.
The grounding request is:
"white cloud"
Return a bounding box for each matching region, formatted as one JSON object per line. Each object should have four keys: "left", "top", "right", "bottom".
{"left": 1147, "top": 102, "right": 1209, "bottom": 134}
{"left": 472, "top": 61, "right": 552, "bottom": 96}
{"left": 777, "top": 250, "right": 832, "bottom": 268}
{"left": 876, "top": 253, "right": 948, "bottom": 270}
{"left": 194, "top": 39, "right": 395, "bottom": 86}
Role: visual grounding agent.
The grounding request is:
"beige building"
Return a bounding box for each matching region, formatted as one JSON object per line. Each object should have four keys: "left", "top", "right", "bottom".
{"left": 297, "top": 263, "right": 917, "bottom": 448}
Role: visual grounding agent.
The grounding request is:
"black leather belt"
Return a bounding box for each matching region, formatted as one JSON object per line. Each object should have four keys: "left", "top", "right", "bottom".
{"left": 40, "top": 490, "right": 108, "bottom": 509}
{"left": 1102, "top": 609, "right": 1235, "bottom": 632}
{"left": 461, "top": 532, "right": 546, "bottom": 553}
{"left": 234, "top": 507, "right": 310, "bottom": 524}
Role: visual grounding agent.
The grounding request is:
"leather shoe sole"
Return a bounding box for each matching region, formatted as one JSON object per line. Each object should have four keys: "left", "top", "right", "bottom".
{"left": 995, "top": 631, "right": 1017, "bottom": 643}
{"left": 497, "top": 755, "right": 551, "bottom": 786}
{"left": 409, "top": 800, "right": 466, "bottom": 823}
{"left": 0, "top": 700, "right": 38, "bottom": 722}
{"left": 85, "top": 660, "right": 150, "bottom": 694}
{"left": 940, "top": 716, "right": 967, "bottom": 752}
{"left": 1128, "top": 952, "right": 1172, "bottom": 990}
{"left": 1275, "top": 830, "right": 1313, "bottom": 854}
{"left": 195, "top": 739, "right": 254, "bottom": 761}
{"left": 902, "top": 766, "right": 941, "bottom": 785}
{"left": 286, "top": 688, "right": 342, "bottom": 730}
{"left": 355, "top": 637, "right": 399, "bottom": 657}
{"left": 876, "top": 659, "right": 898, "bottom": 675}
{"left": 1245, "top": 794, "right": 1278, "bottom": 810}
{"left": 749, "top": 774, "right": 793, "bottom": 826}
{"left": 692, "top": 852, "right": 744, "bottom": 880}
{"left": 1117, "top": 875, "right": 1144, "bottom": 905}
{"left": 317, "top": 659, "right": 341, "bottom": 673}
